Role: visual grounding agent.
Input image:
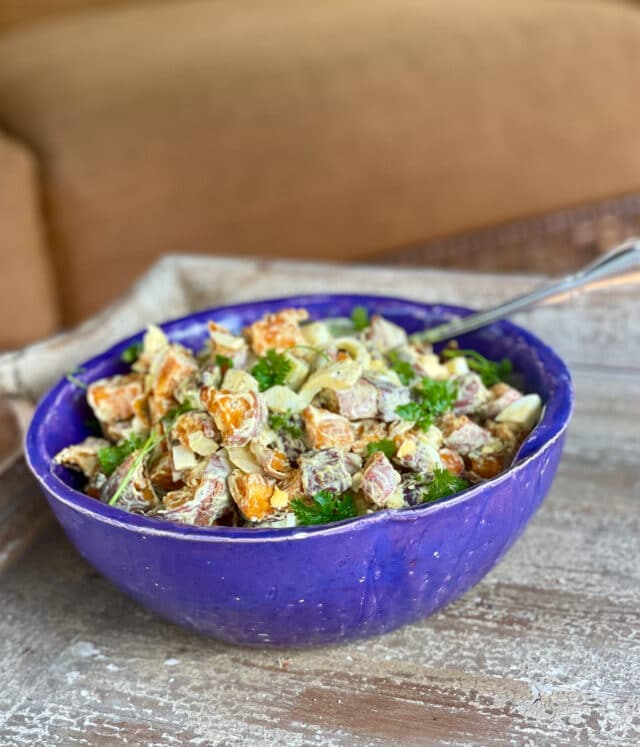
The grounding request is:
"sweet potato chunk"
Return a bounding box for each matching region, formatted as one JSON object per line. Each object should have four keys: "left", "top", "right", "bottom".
{"left": 302, "top": 405, "right": 354, "bottom": 449}
{"left": 228, "top": 470, "right": 276, "bottom": 522}
{"left": 88, "top": 374, "right": 144, "bottom": 423}
{"left": 201, "top": 388, "right": 266, "bottom": 447}
{"left": 244, "top": 308, "right": 309, "bottom": 355}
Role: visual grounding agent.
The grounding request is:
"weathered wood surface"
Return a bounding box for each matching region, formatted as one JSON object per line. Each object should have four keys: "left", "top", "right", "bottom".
{"left": 1, "top": 260, "right": 639, "bottom": 746}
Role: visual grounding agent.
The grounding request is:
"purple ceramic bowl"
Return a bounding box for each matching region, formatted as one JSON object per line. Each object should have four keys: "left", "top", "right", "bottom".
{"left": 26, "top": 295, "right": 572, "bottom": 647}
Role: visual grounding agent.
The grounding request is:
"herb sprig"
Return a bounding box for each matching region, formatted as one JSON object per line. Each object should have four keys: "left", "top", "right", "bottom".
{"left": 442, "top": 349, "right": 512, "bottom": 387}
{"left": 388, "top": 351, "right": 415, "bottom": 386}
{"left": 98, "top": 433, "right": 145, "bottom": 477}
{"left": 422, "top": 468, "right": 469, "bottom": 503}
{"left": 396, "top": 378, "right": 457, "bottom": 430}
{"left": 291, "top": 490, "right": 358, "bottom": 526}
{"left": 251, "top": 350, "right": 293, "bottom": 391}
{"left": 365, "top": 439, "right": 396, "bottom": 459}
{"left": 108, "top": 430, "right": 160, "bottom": 506}
{"left": 351, "top": 306, "right": 370, "bottom": 331}
{"left": 66, "top": 367, "right": 88, "bottom": 390}
{"left": 120, "top": 342, "right": 143, "bottom": 364}
{"left": 215, "top": 354, "right": 233, "bottom": 371}
{"left": 268, "top": 410, "right": 303, "bottom": 439}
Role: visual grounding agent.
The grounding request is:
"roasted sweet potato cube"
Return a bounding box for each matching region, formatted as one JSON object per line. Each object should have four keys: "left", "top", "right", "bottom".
{"left": 87, "top": 374, "right": 144, "bottom": 423}
{"left": 244, "top": 308, "right": 309, "bottom": 356}
{"left": 153, "top": 344, "right": 199, "bottom": 400}
{"left": 201, "top": 388, "right": 266, "bottom": 446}
{"left": 302, "top": 405, "right": 354, "bottom": 449}
{"left": 228, "top": 470, "right": 276, "bottom": 522}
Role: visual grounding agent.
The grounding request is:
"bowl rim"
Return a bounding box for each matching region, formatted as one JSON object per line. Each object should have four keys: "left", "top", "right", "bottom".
{"left": 25, "top": 293, "right": 573, "bottom": 543}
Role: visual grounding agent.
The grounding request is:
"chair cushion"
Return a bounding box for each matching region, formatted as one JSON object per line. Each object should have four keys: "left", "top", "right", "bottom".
{"left": 0, "top": 132, "right": 59, "bottom": 348}
{"left": 1, "top": 0, "right": 640, "bottom": 324}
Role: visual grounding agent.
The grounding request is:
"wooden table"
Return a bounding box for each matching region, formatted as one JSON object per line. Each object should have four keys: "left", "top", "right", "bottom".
{"left": 1, "top": 259, "right": 638, "bottom": 746}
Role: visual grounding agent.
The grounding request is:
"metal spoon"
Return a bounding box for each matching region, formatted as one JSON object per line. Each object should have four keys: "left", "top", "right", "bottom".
{"left": 415, "top": 237, "right": 640, "bottom": 344}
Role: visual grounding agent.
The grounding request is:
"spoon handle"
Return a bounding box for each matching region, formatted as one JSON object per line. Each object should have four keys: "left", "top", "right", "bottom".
{"left": 418, "top": 238, "right": 640, "bottom": 344}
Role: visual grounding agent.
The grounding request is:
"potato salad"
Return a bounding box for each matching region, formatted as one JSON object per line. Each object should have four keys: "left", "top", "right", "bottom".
{"left": 54, "top": 307, "right": 542, "bottom": 528}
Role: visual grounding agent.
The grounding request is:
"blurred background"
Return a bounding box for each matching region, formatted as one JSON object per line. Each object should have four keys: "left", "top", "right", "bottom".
{"left": 1, "top": 0, "right": 640, "bottom": 350}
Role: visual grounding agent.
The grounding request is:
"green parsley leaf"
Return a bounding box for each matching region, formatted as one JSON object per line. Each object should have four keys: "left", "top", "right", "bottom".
{"left": 351, "top": 305, "right": 370, "bottom": 331}
{"left": 65, "top": 367, "right": 87, "bottom": 390}
{"left": 365, "top": 438, "right": 397, "bottom": 459}
{"left": 108, "top": 430, "right": 161, "bottom": 506}
{"left": 98, "top": 432, "right": 146, "bottom": 477}
{"left": 388, "top": 350, "right": 415, "bottom": 385}
{"left": 422, "top": 468, "right": 469, "bottom": 503}
{"left": 120, "top": 341, "right": 143, "bottom": 364}
{"left": 268, "top": 410, "right": 303, "bottom": 439}
{"left": 396, "top": 377, "right": 458, "bottom": 431}
{"left": 291, "top": 490, "right": 358, "bottom": 526}
{"left": 442, "top": 348, "right": 512, "bottom": 387}
{"left": 215, "top": 354, "right": 233, "bottom": 371}
{"left": 251, "top": 350, "right": 293, "bottom": 392}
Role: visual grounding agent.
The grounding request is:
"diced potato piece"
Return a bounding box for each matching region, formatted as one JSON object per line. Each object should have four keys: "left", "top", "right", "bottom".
{"left": 244, "top": 308, "right": 309, "bottom": 355}
{"left": 299, "top": 448, "right": 352, "bottom": 496}
{"left": 301, "top": 321, "right": 332, "bottom": 347}
{"left": 172, "top": 444, "right": 197, "bottom": 472}
{"left": 415, "top": 353, "right": 449, "bottom": 380}
{"left": 222, "top": 368, "right": 259, "bottom": 393}
{"left": 262, "top": 385, "right": 306, "bottom": 414}
{"left": 228, "top": 470, "right": 276, "bottom": 522}
{"left": 225, "top": 446, "right": 263, "bottom": 473}
{"left": 363, "top": 315, "right": 408, "bottom": 352}
{"left": 496, "top": 393, "right": 542, "bottom": 432}
{"left": 440, "top": 413, "right": 491, "bottom": 455}
{"left": 335, "top": 379, "right": 378, "bottom": 420}
{"left": 360, "top": 451, "right": 401, "bottom": 507}
{"left": 454, "top": 372, "right": 489, "bottom": 415}
{"left": 302, "top": 405, "right": 354, "bottom": 449}
{"left": 445, "top": 356, "right": 469, "bottom": 376}
{"left": 201, "top": 388, "right": 267, "bottom": 447}
{"left": 53, "top": 436, "right": 111, "bottom": 478}
{"left": 87, "top": 374, "right": 145, "bottom": 423}
{"left": 208, "top": 321, "right": 248, "bottom": 367}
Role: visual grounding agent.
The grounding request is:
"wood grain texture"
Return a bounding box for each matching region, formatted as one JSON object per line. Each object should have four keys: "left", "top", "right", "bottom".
{"left": 0, "top": 262, "right": 638, "bottom": 746}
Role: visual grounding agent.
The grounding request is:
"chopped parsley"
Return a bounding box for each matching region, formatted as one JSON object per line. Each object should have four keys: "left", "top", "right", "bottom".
{"left": 120, "top": 341, "right": 143, "bottom": 364}
{"left": 251, "top": 350, "right": 293, "bottom": 391}
{"left": 268, "top": 410, "right": 303, "bottom": 439}
{"left": 365, "top": 439, "right": 396, "bottom": 459}
{"left": 108, "top": 430, "right": 160, "bottom": 506}
{"left": 396, "top": 377, "right": 458, "bottom": 430}
{"left": 98, "top": 432, "right": 146, "bottom": 477}
{"left": 388, "top": 350, "right": 415, "bottom": 385}
{"left": 291, "top": 490, "right": 358, "bottom": 526}
{"left": 422, "top": 468, "right": 469, "bottom": 503}
{"left": 65, "top": 367, "right": 87, "bottom": 390}
{"left": 442, "top": 348, "right": 512, "bottom": 387}
{"left": 351, "top": 305, "right": 370, "bottom": 331}
{"left": 215, "top": 354, "right": 233, "bottom": 371}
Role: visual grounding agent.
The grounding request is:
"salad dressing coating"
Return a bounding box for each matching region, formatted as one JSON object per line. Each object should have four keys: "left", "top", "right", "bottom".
{"left": 54, "top": 308, "right": 542, "bottom": 528}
